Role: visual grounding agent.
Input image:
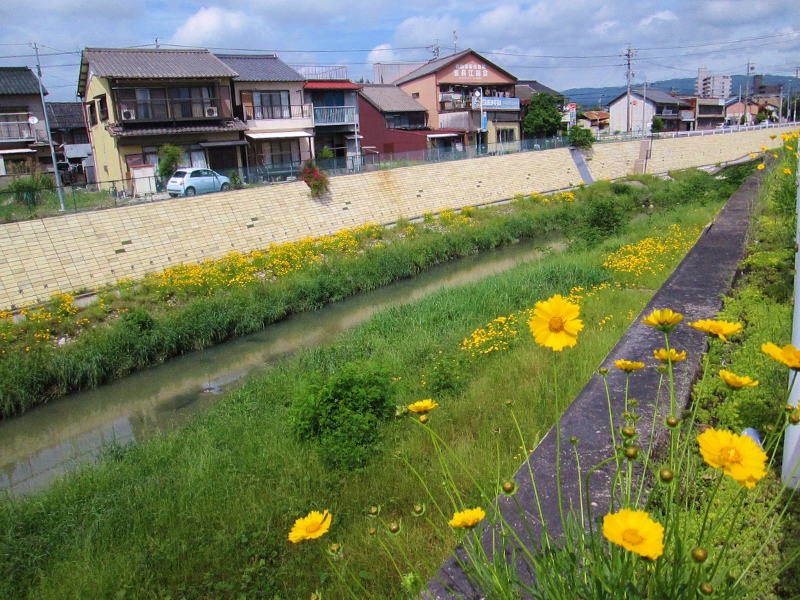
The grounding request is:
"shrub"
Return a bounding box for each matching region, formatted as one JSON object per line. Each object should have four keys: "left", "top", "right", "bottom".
{"left": 7, "top": 172, "right": 55, "bottom": 209}
{"left": 228, "top": 169, "right": 244, "bottom": 190}
{"left": 299, "top": 159, "right": 329, "bottom": 198}
{"left": 568, "top": 124, "right": 595, "bottom": 150}
{"left": 290, "top": 362, "right": 394, "bottom": 470}
{"left": 157, "top": 144, "right": 183, "bottom": 179}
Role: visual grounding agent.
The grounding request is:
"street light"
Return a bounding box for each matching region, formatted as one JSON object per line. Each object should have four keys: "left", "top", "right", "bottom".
{"left": 474, "top": 88, "right": 486, "bottom": 155}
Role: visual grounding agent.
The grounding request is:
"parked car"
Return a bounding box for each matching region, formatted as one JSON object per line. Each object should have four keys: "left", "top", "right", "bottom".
{"left": 166, "top": 168, "right": 230, "bottom": 197}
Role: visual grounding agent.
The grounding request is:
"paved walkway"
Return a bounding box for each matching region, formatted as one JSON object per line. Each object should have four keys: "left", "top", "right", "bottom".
{"left": 423, "top": 170, "right": 762, "bottom": 599}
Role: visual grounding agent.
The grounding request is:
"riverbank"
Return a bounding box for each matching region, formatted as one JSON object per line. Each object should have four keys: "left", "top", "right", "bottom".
{"left": 0, "top": 185, "right": 737, "bottom": 598}
{"left": 0, "top": 166, "right": 757, "bottom": 419}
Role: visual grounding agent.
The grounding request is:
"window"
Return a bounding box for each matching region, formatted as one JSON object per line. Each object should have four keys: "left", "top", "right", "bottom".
{"left": 96, "top": 95, "right": 108, "bottom": 121}
{"left": 385, "top": 112, "right": 426, "bottom": 130}
{"left": 411, "top": 92, "right": 420, "bottom": 99}
{"left": 253, "top": 91, "right": 291, "bottom": 119}
{"left": 497, "top": 128, "right": 516, "bottom": 143}
{"left": 86, "top": 101, "right": 97, "bottom": 127}
{"left": 265, "top": 139, "right": 300, "bottom": 167}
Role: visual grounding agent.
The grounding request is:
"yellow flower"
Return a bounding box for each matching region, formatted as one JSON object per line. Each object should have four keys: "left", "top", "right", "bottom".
{"left": 449, "top": 507, "right": 486, "bottom": 529}
{"left": 757, "top": 164, "right": 766, "bottom": 170}
{"left": 642, "top": 308, "right": 684, "bottom": 333}
{"left": 718, "top": 369, "right": 758, "bottom": 389}
{"left": 697, "top": 428, "right": 767, "bottom": 489}
{"left": 687, "top": 319, "right": 743, "bottom": 342}
{"left": 408, "top": 399, "right": 439, "bottom": 413}
{"left": 653, "top": 348, "right": 687, "bottom": 363}
{"left": 760, "top": 145, "right": 767, "bottom": 151}
{"left": 615, "top": 359, "right": 645, "bottom": 373}
{"left": 785, "top": 168, "right": 793, "bottom": 175}
{"left": 603, "top": 509, "right": 664, "bottom": 559}
{"left": 762, "top": 342, "right": 800, "bottom": 370}
{"left": 527, "top": 294, "right": 584, "bottom": 351}
{"left": 288, "top": 510, "right": 332, "bottom": 543}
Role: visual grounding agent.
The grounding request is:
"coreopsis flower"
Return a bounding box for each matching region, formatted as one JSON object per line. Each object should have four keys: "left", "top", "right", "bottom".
{"left": 449, "top": 508, "right": 486, "bottom": 529}
{"left": 408, "top": 399, "right": 439, "bottom": 413}
{"left": 688, "top": 319, "right": 743, "bottom": 342}
{"left": 288, "top": 510, "right": 332, "bottom": 543}
{"left": 757, "top": 164, "right": 766, "bottom": 170}
{"left": 697, "top": 428, "right": 767, "bottom": 489}
{"left": 653, "top": 348, "right": 687, "bottom": 363}
{"left": 762, "top": 342, "right": 800, "bottom": 370}
{"left": 718, "top": 369, "right": 758, "bottom": 389}
{"left": 603, "top": 509, "right": 664, "bottom": 559}
{"left": 615, "top": 359, "right": 645, "bottom": 373}
{"left": 785, "top": 168, "right": 793, "bottom": 175}
{"left": 749, "top": 153, "right": 757, "bottom": 159}
{"left": 641, "top": 308, "right": 683, "bottom": 333}
{"left": 527, "top": 294, "right": 584, "bottom": 351}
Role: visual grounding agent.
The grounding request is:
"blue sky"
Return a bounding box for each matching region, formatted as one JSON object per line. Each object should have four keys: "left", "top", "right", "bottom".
{"left": 1, "top": 0, "right": 798, "bottom": 102}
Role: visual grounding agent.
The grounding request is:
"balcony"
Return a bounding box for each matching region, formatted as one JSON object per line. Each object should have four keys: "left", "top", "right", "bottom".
{"left": 314, "top": 106, "right": 357, "bottom": 126}
{"left": 246, "top": 104, "right": 314, "bottom": 132}
{"left": 115, "top": 98, "right": 230, "bottom": 123}
{"left": 0, "top": 113, "right": 41, "bottom": 142}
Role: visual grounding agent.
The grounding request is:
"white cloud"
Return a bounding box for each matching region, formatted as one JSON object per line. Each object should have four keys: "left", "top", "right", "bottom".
{"left": 367, "top": 44, "right": 400, "bottom": 64}
{"left": 638, "top": 10, "right": 678, "bottom": 27}
{"left": 593, "top": 21, "right": 619, "bottom": 36}
{"left": 169, "top": 6, "right": 250, "bottom": 46}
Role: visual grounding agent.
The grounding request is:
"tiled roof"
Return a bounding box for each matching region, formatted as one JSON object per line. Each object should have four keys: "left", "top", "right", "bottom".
{"left": 47, "top": 102, "right": 86, "bottom": 129}
{"left": 581, "top": 110, "right": 610, "bottom": 121}
{"left": 304, "top": 81, "right": 361, "bottom": 90}
{"left": 359, "top": 84, "right": 426, "bottom": 113}
{"left": 516, "top": 80, "right": 561, "bottom": 98}
{"left": 393, "top": 49, "right": 516, "bottom": 85}
{"left": 106, "top": 120, "right": 247, "bottom": 138}
{"left": 0, "top": 67, "right": 43, "bottom": 96}
{"left": 79, "top": 48, "right": 238, "bottom": 94}
{"left": 214, "top": 54, "right": 304, "bottom": 82}
{"left": 610, "top": 88, "right": 691, "bottom": 107}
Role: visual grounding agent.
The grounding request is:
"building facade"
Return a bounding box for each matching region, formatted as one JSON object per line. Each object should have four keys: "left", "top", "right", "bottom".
{"left": 78, "top": 48, "right": 246, "bottom": 188}
{"left": 0, "top": 67, "right": 51, "bottom": 179}
{"left": 358, "top": 84, "right": 431, "bottom": 156}
{"left": 609, "top": 89, "right": 692, "bottom": 133}
{"left": 695, "top": 67, "right": 731, "bottom": 99}
{"left": 393, "top": 49, "right": 521, "bottom": 150}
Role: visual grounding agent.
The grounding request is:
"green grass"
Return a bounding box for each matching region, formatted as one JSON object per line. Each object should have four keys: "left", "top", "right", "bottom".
{"left": 0, "top": 201, "right": 727, "bottom": 599}
{"left": 0, "top": 185, "right": 118, "bottom": 222}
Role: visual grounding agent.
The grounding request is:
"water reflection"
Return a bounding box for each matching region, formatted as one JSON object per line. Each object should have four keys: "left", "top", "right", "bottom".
{"left": 0, "top": 240, "right": 557, "bottom": 496}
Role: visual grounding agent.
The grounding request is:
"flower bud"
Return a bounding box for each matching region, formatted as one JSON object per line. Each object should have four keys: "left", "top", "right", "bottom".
{"left": 327, "top": 543, "right": 342, "bottom": 556}
{"left": 659, "top": 468, "right": 674, "bottom": 483}
{"left": 501, "top": 480, "right": 517, "bottom": 495}
{"left": 629, "top": 399, "right": 639, "bottom": 407}
{"left": 368, "top": 527, "right": 377, "bottom": 535}
{"left": 388, "top": 522, "right": 402, "bottom": 535}
{"left": 656, "top": 365, "right": 668, "bottom": 373}
{"left": 682, "top": 409, "right": 693, "bottom": 419}
{"left": 419, "top": 414, "right": 429, "bottom": 424}
{"left": 598, "top": 367, "right": 609, "bottom": 376}
{"left": 624, "top": 445, "right": 640, "bottom": 460}
{"left": 766, "top": 425, "right": 775, "bottom": 433}
{"left": 412, "top": 503, "right": 426, "bottom": 517}
{"left": 311, "top": 593, "right": 322, "bottom": 600}
{"left": 368, "top": 506, "right": 380, "bottom": 517}
{"left": 692, "top": 547, "right": 708, "bottom": 563}
{"left": 621, "top": 426, "right": 636, "bottom": 438}
{"left": 570, "top": 436, "right": 579, "bottom": 445}
{"left": 665, "top": 415, "right": 681, "bottom": 428}
{"left": 786, "top": 404, "right": 795, "bottom": 413}
{"left": 699, "top": 582, "right": 714, "bottom": 596}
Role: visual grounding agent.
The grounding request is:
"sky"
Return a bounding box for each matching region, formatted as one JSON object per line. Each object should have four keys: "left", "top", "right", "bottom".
{"left": 1, "top": 0, "right": 798, "bottom": 103}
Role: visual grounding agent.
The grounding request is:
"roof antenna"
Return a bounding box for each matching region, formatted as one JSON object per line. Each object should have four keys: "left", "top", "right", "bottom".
{"left": 453, "top": 30, "right": 458, "bottom": 53}
{"left": 155, "top": 37, "right": 160, "bottom": 48}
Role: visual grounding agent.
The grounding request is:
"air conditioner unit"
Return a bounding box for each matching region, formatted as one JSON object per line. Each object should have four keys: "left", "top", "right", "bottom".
{"left": 121, "top": 109, "right": 136, "bottom": 121}
{"left": 205, "top": 106, "right": 219, "bottom": 117}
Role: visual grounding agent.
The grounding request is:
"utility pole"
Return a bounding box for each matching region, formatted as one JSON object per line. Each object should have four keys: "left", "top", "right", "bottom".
{"left": 453, "top": 30, "right": 458, "bottom": 54}
{"left": 744, "top": 60, "right": 755, "bottom": 124}
{"left": 32, "top": 42, "right": 65, "bottom": 212}
{"left": 795, "top": 66, "right": 800, "bottom": 122}
{"left": 625, "top": 45, "right": 635, "bottom": 133}
{"left": 641, "top": 80, "right": 648, "bottom": 135}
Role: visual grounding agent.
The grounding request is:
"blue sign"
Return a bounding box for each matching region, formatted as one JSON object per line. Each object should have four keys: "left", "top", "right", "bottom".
{"left": 479, "top": 97, "right": 520, "bottom": 110}
{"left": 481, "top": 114, "right": 488, "bottom": 131}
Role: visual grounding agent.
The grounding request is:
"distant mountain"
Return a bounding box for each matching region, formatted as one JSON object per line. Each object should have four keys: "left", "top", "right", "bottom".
{"left": 561, "top": 74, "right": 799, "bottom": 109}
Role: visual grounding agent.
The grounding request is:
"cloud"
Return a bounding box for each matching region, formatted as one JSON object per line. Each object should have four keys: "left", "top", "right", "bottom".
{"left": 638, "top": 10, "right": 678, "bottom": 27}
{"left": 169, "top": 6, "right": 250, "bottom": 46}
{"left": 367, "top": 44, "right": 401, "bottom": 64}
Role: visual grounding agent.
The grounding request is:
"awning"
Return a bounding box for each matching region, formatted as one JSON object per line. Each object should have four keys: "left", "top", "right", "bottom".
{"left": 0, "top": 148, "right": 36, "bottom": 155}
{"left": 427, "top": 133, "right": 462, "bottom": 138}
{"left": 198, "top": 140, "right": 249, "bottom": 148}
{"left": 245, "top": 130, "right": 313, "bottom": 140}
{"left": 304, "top": 81, "right": 361, "bottom": 90}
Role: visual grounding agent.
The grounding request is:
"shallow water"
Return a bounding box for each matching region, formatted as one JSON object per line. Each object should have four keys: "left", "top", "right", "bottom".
{"left": 0, "top": 239, "right": 559, "bottom": 496}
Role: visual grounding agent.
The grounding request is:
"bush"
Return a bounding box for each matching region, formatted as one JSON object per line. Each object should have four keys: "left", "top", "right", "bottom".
{"left": 7, "top": 172, "right": 55, "bottom": 208}
{"left": 290, "top": 362, "right": 394, "bottom": 470}
{"left": 299, "top": 159, "right": 329, "bottom": 198}
{"left": 157, "top": 144, "right": 182, "bottom": 179}
{"left": 568, "top": 125, "right": 595, "bottom": 150}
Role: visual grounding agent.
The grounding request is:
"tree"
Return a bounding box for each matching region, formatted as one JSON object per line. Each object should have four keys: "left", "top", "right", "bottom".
{"left": 651, "top": 116, "right": 665, "bottom": 133}
{"left": 568, "top": 124, "right": 595, "bottom": 150}
{"left": 523, "top": 93, "right": 563, "bottom": 138}
{"left": 157, "top": 144, "right": 183, "bottom": 179}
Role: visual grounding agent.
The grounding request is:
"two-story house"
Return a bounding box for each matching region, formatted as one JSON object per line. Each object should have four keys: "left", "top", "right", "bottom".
{"left": 215, "top": 54, "right": 313, "bottom": 180}
{"left": 393, "top": 49, "right": 522, "bottom": 150}
{"left": 77, "top": 48, "right": 247, "bottom": 187}
{"left": 0, "top": 67, "right": 51, "bottom": 179}
{"left": 294, "top": 66, "right": 362, "bottom": 168}
{"left": 358, "top": 84, "right": 433, "bottom": 156}
{"left": 609, "top": 89, "right": 692, "bottom": 133}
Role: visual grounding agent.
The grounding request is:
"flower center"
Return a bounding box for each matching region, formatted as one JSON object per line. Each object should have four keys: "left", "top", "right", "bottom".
{"left": 306, "top": 522, "right": 321, "bottom": 533}
{"left": 718, "top": 446, "right": 742, "bottom": 466}
{"left": 622, "top": 528, "right": 644, "bottom": 546}
{"left": 549, "top": 316, "right": 565, "bottom": 332}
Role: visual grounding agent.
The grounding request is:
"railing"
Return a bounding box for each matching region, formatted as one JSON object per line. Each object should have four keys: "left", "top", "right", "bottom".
{"left": 291, "top": 65, "right": 348, "bottom": 80}
{"left": 595, "top": 120, "right": 797, "bottom": 143}
{"left": 0, "top": 113, "right": 35, "bottom": 141}
{"left": 116, "top": 98, "right": 224, "bottom": 122}
{"left": 313, "top": 106, "right": 357, "bottom": 125}
{"left": 250, "top": 104, "right": 312, "bottom": 121}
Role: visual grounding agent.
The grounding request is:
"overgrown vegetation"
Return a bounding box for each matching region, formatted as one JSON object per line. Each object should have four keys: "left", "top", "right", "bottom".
{"left": 157, "top": 144, "right": 183, "bottom": 179}
{"left": 0, "top": 164, "right": 758, "bottom": 419}
{"left": 299, "top": 158, "right": 330, "bottom": 197}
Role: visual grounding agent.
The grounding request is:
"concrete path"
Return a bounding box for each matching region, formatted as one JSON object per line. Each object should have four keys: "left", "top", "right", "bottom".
{"left": 423, "top": 170, "right": 762, "bottom": 599}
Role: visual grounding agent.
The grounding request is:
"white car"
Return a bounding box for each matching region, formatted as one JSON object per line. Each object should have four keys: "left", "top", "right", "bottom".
{"left": 166, "top": 168, "right": 231, "bottom": 197}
